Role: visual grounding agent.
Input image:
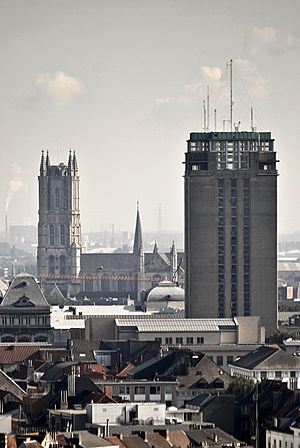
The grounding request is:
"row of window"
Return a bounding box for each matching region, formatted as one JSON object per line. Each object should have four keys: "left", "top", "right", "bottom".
{"left": 244, "top": 179, "right": 251, "bottom": 315}
{"left": 120, "top": 385, "right": 167, "bottom": 395}
{"left": 218, "top": 179, "right": 225, "bottom": 317}
{"left": 231, "top": 179, "right": 238, "bottom": 316}
{"left": 189, "top": 140, "right": 272, "bottom": 153}
{"left": 0, "top": 316, "right": 49, "bottom": 325}
{"left": 156, "top": 336, "right": 204, "bottom": 345}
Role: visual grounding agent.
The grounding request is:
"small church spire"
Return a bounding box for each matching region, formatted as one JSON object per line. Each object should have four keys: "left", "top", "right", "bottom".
{"left": 45, "top": 151, "right": 50, "bottom": 172}
{"left": 73, "top": 150, "right": 78, "bottom": 175}
{"left": 133, "top": 202, "right": 143, "bottom": 256}
{"left": 68, "top": 150, "right": 73, "bottom": 175}
{"left": 153, "top": 240, "right": 159, "bottom": 254}
{"left": 40, "top": 150, "right": 46, "bottom": 176}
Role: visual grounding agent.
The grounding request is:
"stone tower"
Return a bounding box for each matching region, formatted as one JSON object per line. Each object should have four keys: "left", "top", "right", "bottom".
{"left": 37, "top": 150, "right": 82, "bottom": 286}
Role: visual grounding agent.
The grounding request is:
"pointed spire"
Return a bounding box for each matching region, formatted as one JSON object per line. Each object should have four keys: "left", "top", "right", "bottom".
{"left": 45, "top": 151, "right": 50, "bottom": 172}
{"left": 68, "top": 150, "right": 73, "bottom": 175}
{"left": 40, "top": 150, "right": 46, "bottom": 176}
{"left": 73, "top": 150, "right": 78, "bottom": 174}
{"left": 133, "top": 202, "right": 143, "bottom": 256}
{"left": 153, "top": 240, "right": 159, "bottom": 254}
{"left": 170, "top": 240, "right": 176, "bottom": 254}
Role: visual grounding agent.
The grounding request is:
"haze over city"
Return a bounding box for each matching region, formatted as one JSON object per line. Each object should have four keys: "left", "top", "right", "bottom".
{"left": 0, "top": 0, "right": 299, "bottom": 234}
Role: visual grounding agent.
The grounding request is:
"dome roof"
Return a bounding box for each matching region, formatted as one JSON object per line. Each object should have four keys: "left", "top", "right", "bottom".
{"left": 146, "top": 280, "right": 184, "bottom": 302}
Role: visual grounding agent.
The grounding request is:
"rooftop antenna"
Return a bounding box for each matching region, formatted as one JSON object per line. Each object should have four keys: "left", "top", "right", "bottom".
{"left": 203, "top": 100, "right": 206, "bottom": 132}
{"left": 214, "top": 109, "right": 217, "bottom": 132}
{"left": 227, "top": 59, "right": 234, "bottom": 131}
{"left": 206, "top": 85, "right": 210, "bottom": 131}
{"left": 251, "top": 107, "right": 256, "bottom": 132}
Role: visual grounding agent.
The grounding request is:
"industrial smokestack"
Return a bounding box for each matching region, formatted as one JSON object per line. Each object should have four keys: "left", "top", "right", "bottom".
{"left": 5, "top": 215, "right": 8, "bottom": 243}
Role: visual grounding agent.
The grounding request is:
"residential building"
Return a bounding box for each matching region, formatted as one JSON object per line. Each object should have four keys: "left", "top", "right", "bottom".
{"left": 229, "top": 346, "right": 300, "bottom": 389}
{"left": 184, "top": 131, "right": 278, "bottom": 335}
{"left": 0, "top": 273, "right": 51, "bottom": 343}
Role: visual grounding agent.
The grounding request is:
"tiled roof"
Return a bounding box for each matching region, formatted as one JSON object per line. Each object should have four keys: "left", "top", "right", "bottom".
{"left": 0, "top": 369, "right": 27, "bottom": 401}
{"left": 71, "top": 340, "right": 100, "bottom": 362}
{"left": 167, "top": 430, "right": 190, "bottom": 448}
{"left": 0, "top": 344, "right": 41, "bottom": 365}
{"left": 87, "top": 364, "right": 109, "bottom": 375}
{"left": 115, "top": 318, "right": 236, "bottom": 332}
{"left": 61, "top": 431, "right": 115, "bottom": 447}
{"left": 122, "top": 436, "right": 149, "bottom": 448}
{"left": 105, "top": 436, "right": 126, "bottom": 448}
{"left": 146, "top": 433, "right": 172, "bottom": 448}
{"left": 186, "top": 428, "right": 240, "bottom": 446}
{"left": 116, "top": 362, "right": 135, "bottom": 379}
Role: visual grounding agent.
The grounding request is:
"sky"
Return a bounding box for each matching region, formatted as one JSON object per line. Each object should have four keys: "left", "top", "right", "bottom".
{"left": 0, "top": 0, "right": 299, "bottom": 235}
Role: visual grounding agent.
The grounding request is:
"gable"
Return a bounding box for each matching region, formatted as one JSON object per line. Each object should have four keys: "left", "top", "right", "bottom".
{"left": 11, "top": 295, "right": 35, "bottom": 308}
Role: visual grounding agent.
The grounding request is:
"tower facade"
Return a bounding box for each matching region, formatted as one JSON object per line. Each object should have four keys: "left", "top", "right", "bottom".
{"left": 37, "top": 151, "right": 82, "bottom": 282}
{"left": 184, "top": 131, "right": 278, "bottom": 334}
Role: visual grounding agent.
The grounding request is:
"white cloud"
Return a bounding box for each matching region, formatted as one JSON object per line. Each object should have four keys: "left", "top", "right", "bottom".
{"left": 156, "top": 97, "right": 174, "bottom": 105}
{"left": 235, "top": 58, "right": 270, "bottom": 101}
{"left": 247, "top": 26, "right": 300, "bottom": 56}
{"left": 35, "top": 71, "right": 86, "bottom": 107}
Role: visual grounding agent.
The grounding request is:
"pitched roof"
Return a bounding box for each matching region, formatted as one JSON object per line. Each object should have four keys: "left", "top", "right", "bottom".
{"left": 62, "top": 431, "right": 115, "bottom": 447}
{"left": 146, "top": 433, "right": 172, "bottom": 448}
{"left": 231, "top": 346, "right": 300, "bottom": 370}
{"left": 122, "top": 435, "right": 149, "bottom": 448}
{"left": 167, "top": 430, "right": 190, "bottom": 448}
{"left": 186, "top": 428, "right": 240, "bottom": 446}
{"left": 81, "top": 253, "right": 139, "bottom": 273}
{"left": 0, "top": 368, "right": 27, "bottom": 401}
{"left": 1, "top": 273, "right": 49, "bottom": 308}
{"left": 0, "top": 344, "right": 41, "bottom": 365}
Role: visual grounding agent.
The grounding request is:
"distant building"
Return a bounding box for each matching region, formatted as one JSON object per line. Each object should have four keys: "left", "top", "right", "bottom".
{"left": 0, "top": 273, "right": 51, "bottom": 343}
{"left": 184, "top": 131, "right": 278, "bottom": 335}
{"left": 37, "top": 150, "right": 82, "bottom": 296}
{"left": 37, "top": 153, "right": 184, "bottom": 300}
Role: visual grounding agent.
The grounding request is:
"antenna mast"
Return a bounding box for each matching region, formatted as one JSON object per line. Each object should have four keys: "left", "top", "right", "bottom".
{"left": 203, "top": 100, "right": 206, "bottom": 132}
{"left": 228, "top": 59, "right": 233, "bottom": 131}
{"left": 207, "top": 85, "right": 210, "bottom": 131}
{"left": 214, "top": 109, "right": 217, "bottom": 132}
{"left": 251, "top": 106, "right": 255, "bottom": 132}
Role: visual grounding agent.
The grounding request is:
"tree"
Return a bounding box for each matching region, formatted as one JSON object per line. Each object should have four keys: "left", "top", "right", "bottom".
{"left": 227, "top": 377, "right": 255, "bottom": 394}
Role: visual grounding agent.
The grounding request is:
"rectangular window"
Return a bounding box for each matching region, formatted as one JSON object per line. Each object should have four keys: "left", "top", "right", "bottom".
{"left": 176, "top": 337, "right": 183, "bottom": 344}
{"left": 197, "top": 337, "right": 204, "bottom": 344}
{"left": 186, "top": 337, "right": 194, "bottom": 344}
{"left": 275, "top": 371, "right": 282, "bottom": 379}
{"left": 165, "top": 337, "right": 173, "bottom": 344}
{"left": 134, "top": 386, "right": 145, "bottom": 394}
{"left": 217, "top": 356, "right": 223, "bottom": 366}
{"left": 227, "top": 356, "right": 233, "bottom": 364}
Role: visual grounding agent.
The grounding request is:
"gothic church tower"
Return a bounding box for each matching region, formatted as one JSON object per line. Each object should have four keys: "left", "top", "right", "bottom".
{"left": 37, "top": 150, "right": 82, "bottom": 283}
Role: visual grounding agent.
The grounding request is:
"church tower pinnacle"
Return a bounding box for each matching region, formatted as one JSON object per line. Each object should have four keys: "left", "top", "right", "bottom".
{"left": 133, "top": 202, "right": 143, "bottom": 256}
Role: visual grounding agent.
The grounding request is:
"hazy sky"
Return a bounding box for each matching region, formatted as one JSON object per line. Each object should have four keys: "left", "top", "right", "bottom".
{"left": 0, "top": 0, "right": 299, "bottom": 234}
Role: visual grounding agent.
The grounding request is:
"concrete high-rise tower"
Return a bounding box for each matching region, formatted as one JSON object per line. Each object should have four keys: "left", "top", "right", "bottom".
{"left": 37, "top": 150, "right": 82, "bottom": 285}
{"left": 184, "top": 131, "right": 278, "bottom": 334}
